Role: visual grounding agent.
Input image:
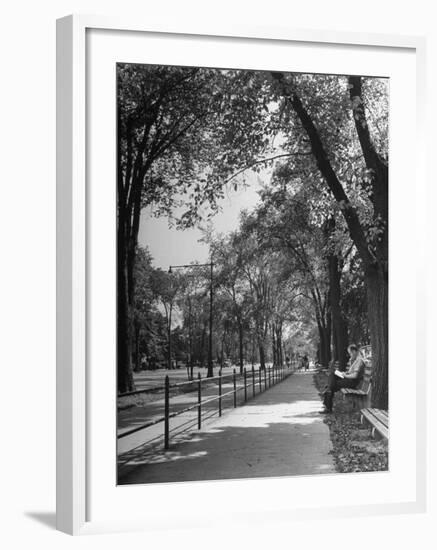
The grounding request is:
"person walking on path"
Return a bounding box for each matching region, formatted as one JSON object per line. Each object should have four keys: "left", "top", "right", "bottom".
{"left": 319, "top": 344, "right": 365, "bottom": 413}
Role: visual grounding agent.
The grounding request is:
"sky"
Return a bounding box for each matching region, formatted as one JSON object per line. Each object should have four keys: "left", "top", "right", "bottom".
{"left": 138, "top": 172, "right": 265, "bottom": 269}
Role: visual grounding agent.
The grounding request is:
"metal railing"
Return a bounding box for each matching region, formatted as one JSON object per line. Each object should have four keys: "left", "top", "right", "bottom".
{"left": 118, "top": 363, "right": 293, "bottom": 450}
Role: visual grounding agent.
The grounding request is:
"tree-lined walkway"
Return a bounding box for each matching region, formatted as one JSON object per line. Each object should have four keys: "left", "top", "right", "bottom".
{"left": 119, "top": 372, "right": 335, "bottom": 484}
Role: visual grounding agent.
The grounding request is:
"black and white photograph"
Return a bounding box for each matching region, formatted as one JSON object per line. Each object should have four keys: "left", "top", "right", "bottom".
{"left": 116, "top": 63, "right": 389, "bottom": 485}
{"left": 1, "top": 0, "right": 433, "bottom": 543}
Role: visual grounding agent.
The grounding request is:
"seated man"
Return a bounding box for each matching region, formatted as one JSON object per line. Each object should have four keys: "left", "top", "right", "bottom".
{"left": 319, "top": 344, "right": 365, "bottom": 413}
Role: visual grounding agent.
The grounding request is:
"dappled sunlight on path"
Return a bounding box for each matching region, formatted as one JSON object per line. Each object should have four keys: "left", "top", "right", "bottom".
{"left": 119, "top": 372, "right": 335, "bottom": 484}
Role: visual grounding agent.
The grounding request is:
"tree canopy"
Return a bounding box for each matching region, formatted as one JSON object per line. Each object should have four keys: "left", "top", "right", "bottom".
{"left": 117, "top": 64, "right": 389, "bottom": 409}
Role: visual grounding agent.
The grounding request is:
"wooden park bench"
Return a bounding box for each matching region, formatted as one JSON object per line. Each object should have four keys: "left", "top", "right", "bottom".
{"left": 360, "top": 408, "right": 389, "bottom": 440}
{"left": 341, "top": 360, "right": 372, "bottom": 409}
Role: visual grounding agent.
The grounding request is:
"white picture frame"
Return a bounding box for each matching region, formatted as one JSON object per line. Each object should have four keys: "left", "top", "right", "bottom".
{"left": 56, "top": 14, "right": 427, "bottom": 535}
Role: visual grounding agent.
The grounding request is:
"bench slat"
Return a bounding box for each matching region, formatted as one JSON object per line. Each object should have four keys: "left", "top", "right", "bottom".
{"left": 342, "top": 388, "right": 367, "bottom": 396}
{"left": 369, "top": 408, "right": 389, "bottom": 426}
{"left": 361, "top": 408, "right": 389, "bottom": 440}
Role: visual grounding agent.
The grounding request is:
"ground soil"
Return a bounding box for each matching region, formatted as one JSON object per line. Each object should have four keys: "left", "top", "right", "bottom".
{"left": 313, "top": 371, "right": 388, "bottom": 473}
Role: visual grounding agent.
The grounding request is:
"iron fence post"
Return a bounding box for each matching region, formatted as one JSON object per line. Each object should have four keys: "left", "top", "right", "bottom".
{"left": 259, "top": 366, "right": 262, "bottom": 392}
{"left": 252, "top": 365, "right": 255, "bottom": 397}
{"left": 264, "top": 367, "right": 267, "bottom": 391}
{"left": 244, "top": 368, "right": 247, "bottom": 402}
{"left": 233, "top": 368, "right": 237, "bottom": 408}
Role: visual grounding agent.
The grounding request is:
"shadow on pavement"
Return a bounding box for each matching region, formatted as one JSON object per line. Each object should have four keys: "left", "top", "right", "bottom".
{"left": 118, "top": 396, "right": 333, "bottom": 485}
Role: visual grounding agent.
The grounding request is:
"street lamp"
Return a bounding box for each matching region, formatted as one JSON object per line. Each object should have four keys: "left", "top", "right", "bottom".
{"left": 168, "top": 262, "right": 214, "bottom": 378}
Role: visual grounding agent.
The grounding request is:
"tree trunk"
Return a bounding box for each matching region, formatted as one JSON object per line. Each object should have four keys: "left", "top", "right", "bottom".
{"left": 117, "top": 261, "right": 134, "bottom": 393}
{"left": 117, "top": 204, "right": 134, "bottom": 392}
{"left": 317, "top": 317, "right": 331, "bottom": 368}
{"left": 271, "top": 325, "right": 277, "bottom": 366}
{"left": 134, "top": 320, "right": 141, "bottom": 372}
{"left": 238, "top": 320, "right": 244, "bottom": 374}
{"left": 278, "top": 325, "right": 284, "bottom": 366}
{"left": 251, "top": 334, "right": 255, "bottom": 367}
{"left": 366, "top": 264, "right": 388, "bottom": 409}
{"left": 258, "top": 343, "right": 266, "bottom": 370}
{"left": 273, "top": 323, "right": 283, "bottom": 367}
{"left": 220, "top": 323, "right": 227, "bottom": 369}
{"left": 317, "top": 322, "right": 327, "bottom": 367}
{"left": 199, "top": 325, "right": 206, "bottom": 369}
{"left": 117, "top": 184, "right": 140, "bottom": 391}
{"left": 328, "top": 254, "right": 349, "bottom": 369}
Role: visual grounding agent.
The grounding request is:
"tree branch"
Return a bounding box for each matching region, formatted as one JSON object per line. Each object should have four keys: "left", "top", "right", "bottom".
{"left": 225, "top": 152, "right": 312, "bottom": 186}
{"left": 270, "top": 72, "right": 372, "bottom": 266}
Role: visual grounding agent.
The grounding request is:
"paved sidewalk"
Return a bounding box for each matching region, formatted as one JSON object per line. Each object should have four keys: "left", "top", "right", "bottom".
{"left": 119, "top": 372, "right": 335, "bottom": 484}
{"left": 117, "top": 370, "right": 270, "bottom": 455}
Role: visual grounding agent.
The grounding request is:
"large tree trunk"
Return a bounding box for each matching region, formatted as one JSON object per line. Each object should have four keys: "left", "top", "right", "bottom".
{"left": 326, "top": 309, "right": 332, "bottom": 364}
{"left": 117, "top": 261, "right": 134, "bottom": 393}
{"left": 365, "top": 264, "right": 389, "bottom": 409}
{"left": 317, "top": 321, "right": 331, "bottom": 367}
{"left": 328, "top": 254, "right": 349, "bottom": 369}
{"left": 117, "top": 208, "right": 135, "bottom": 393}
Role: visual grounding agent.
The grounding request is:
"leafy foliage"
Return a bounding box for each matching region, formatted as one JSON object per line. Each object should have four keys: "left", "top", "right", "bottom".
{"left": 119, "top": 64, "right": 388, "bottom": 406}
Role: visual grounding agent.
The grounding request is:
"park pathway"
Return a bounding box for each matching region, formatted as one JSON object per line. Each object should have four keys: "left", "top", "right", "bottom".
{"left": 119, "top": 371, "right": 335, "bottom": 484}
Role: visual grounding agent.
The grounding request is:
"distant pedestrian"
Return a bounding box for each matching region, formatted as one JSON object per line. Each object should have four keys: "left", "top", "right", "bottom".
{"left": 141, "top": 355, "right": 148, "bottom": 370}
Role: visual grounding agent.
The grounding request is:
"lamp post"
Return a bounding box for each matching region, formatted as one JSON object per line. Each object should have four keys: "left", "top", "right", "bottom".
{"left": 168, "top": 262, "right": 214, "bottom": 378}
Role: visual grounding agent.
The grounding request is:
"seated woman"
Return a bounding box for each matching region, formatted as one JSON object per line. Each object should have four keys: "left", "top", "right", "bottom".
{"left": 320, "top": 345, "right": 365, "bottom": 413}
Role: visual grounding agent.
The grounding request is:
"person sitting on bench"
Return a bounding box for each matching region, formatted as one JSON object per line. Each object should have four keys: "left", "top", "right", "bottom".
{"left": 319, "top": 345, "right": 365, "bottom": 414}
